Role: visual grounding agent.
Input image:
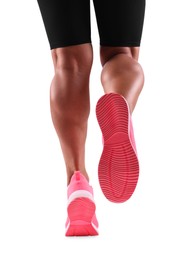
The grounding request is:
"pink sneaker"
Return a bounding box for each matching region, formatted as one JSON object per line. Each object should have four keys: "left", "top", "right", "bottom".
{"left": 65, "top": 171, "right": 99, "bottom": 236}
{"left": 96, "top": 93, "right": 139, "bottom": 203}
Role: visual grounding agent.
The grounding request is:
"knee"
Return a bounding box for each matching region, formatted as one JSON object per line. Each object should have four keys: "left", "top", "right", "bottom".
{"left": 50, "top": 44, "right": 93, "bottom": 107}
{"left": 100, "top": 46, "right": 132, "bottom": 66}
{"left": 52, "top": 44, "right": 93, "bottom": 75}
{"left": 101, "top": 49, "right": 145, "bottom": 88}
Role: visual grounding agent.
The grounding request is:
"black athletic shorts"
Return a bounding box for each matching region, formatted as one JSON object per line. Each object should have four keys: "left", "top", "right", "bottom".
{"left": 37, "top": 0, "right": 146, "bottom": 50}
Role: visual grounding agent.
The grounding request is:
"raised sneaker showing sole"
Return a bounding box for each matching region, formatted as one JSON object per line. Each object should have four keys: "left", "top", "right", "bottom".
{"left": 65, "top": 171, "right": 99, "bottom": 236}
{"left": 96, "top": 93, "right": 139, "bottom": 203}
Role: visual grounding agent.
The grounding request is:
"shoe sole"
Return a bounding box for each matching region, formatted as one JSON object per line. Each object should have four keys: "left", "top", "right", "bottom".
{"left": 96, "top": 93, "right": 139, "bottom": 203}
{"left": 65, "top": 197, "right": 98, "bottom": 236}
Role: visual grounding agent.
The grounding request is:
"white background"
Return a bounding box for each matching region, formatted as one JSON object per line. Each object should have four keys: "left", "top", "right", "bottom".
{"left": 0, "top": 0, "right": 196, "bottom": 259}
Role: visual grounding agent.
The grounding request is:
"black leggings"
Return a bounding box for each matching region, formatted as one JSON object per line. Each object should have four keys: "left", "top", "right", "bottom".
{"left": 37, "top": 0, "right": 146, "bottom": 50}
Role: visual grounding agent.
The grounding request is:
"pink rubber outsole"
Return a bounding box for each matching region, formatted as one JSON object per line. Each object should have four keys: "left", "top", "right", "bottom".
{"left": 96, "top": 93, "right": 139, "bottom": 203}
{"left": 65, "top": 198, "right": 98, "bottom": 236}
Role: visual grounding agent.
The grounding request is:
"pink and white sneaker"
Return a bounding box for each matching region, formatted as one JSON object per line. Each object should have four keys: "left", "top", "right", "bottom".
{"left": 65, "top": 171, "right": 99, "bottom": 236}
{"left": 96, "top": 93, "right": 139, "bottom": 203}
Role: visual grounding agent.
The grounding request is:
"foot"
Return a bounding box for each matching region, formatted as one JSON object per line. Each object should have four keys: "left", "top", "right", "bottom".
{"left": 65, "top": 171, "right": 99, "bottom": 236}
{"left": 96, "top": 93, "right": 139, "bottom": 203}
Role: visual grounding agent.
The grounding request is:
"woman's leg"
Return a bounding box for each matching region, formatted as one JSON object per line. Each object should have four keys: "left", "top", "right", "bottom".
{"left": 50, "top": 43, "right": 93, "bottom": 184}
{"left": 95, "top": 46, "right": 144, "bottom": 202}
{"left": 100, "top": 46, "right": 144, "bottom": 113}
